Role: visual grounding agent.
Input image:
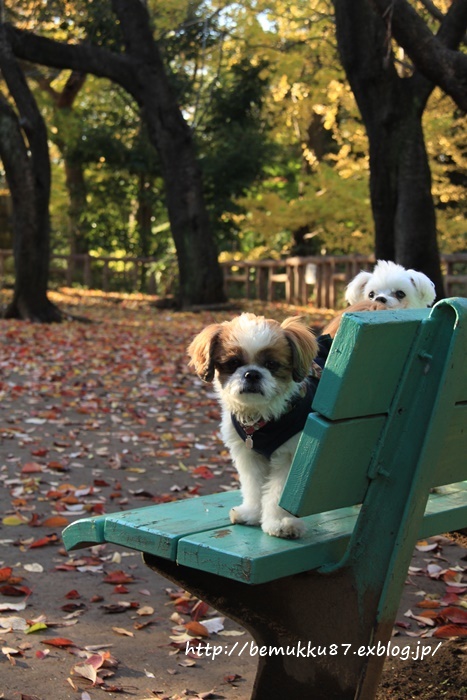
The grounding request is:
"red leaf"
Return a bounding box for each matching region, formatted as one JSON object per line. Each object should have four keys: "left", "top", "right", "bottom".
{"left": 41, "top": 515, "right": 69, "bottom": 528}
{"left": 21, "top": 462, "right": 44, "bottom": 474}
{"left": 29, "top": 534, "right": 59, "bottom": 549}
{"left": 224, "top": 674, "right": 243, "bottom": 683}
{"left": 65, "top": 589, "right": 81, "bottom": 600}
{"left": 433, "top": 624, "right": 467, "bottom": 638}
{"left": 47, "top": 460, "right": 68, "bottom": 472}
{"left": 35, "top": 650, "right": 49, "bottom": 659}
{"left": 417, "top": 600, "right": 441, "bottom": 609}
{"left": 41, "top": 637, "right": 76, "bottom": 647}
{"left": 192, "top": 465, "right": 215, "bottom": 479}
{"left": 192, "top": 600, "right": 210, "bottom": 621}
{"left": 31, "top": 448, "right": 48, "bottom": 457}
{"left": 103, "top": 571, "right": 135, "bottom": 585}
{"left": 0, "top": 584, "right": 28, "bottom": 596}
{"left": 0, "top": 567, "right": 13, "bottom": 582}
{"left": 441, "top": 607, "right": 467, "bottom": 625}
{"left": 185, "top": 621, "right": 209, "bottom": 637}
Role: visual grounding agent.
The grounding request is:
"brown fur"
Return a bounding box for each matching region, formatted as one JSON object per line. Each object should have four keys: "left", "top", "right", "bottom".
{"left": 188, "top": 314, "right": 318, "bottom": 384}
{"left": 322, "top": 300, "right": 388, "bottom": 338}
{"left": 280, "top": 316, "right": 318, "bottom": 381}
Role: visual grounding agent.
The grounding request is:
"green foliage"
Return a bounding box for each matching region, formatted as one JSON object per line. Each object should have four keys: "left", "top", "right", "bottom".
{"left": 425, "top": 89, "right": 467, "bottom": 253}
{"left": 198, "top": 58, "right": 274, "bottom": 245}
{"left": 5, "top": 0, "right": 465, "bottom": 288}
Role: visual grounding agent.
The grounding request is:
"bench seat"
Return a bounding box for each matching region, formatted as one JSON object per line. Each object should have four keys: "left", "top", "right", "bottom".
{"left": 63, "top": 480, "right": 467, "bottom": 585}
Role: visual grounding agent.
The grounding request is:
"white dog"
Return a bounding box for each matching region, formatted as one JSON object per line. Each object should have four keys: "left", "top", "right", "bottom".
{"left": 345, "top": 260, "right": 436, "bottom": 309}
{"left": 188, "top": 313, "right": 319, "bottom": 539}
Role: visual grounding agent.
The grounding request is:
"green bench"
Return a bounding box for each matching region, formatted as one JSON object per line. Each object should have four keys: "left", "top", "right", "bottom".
{"left": 63, "top": 297, "right": 467, "bottom": 700}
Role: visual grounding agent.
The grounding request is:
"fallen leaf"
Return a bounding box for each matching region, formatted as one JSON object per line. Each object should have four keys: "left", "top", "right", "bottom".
{"left": 0, "top": 616, "right": 28, "bottom": 631}
{"left": 441, "top": 606, "right": 467, "bottom": 624}
{"left": 112, "top": 627, "right": 134, "bottom": 637}
{"left": 103, "top": 571, "right": 135, "bottom": 585}
{"left": 0, "top": 567, "right": 13, "bottom": 582}
{"left": 136, "top": 606, "right": 154, "bottom": 616}
{"left": 24, "top": 563, "right": 44, "bottom": 573}
{"left": 41, "top": 637, "right": 76, "bottom": 648}
{"left": 41, "top": 515, "right": 69, "bottom": 528}
{"left": 2, "top": 515, "right": 29, "bottom": 526}
{"left": 433, "top": 624, "right": 467, "bottom": 638}
{"left": 185, "top": 621, "right": 210, "bottom": 637}
{"left": 73, "top": 662, "right": 98, "bottom": 684}
{"left": 21, "top": 462, "right": 44, "bottom": 474}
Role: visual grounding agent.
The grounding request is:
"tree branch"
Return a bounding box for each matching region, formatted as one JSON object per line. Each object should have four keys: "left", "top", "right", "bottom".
{"left": 0, "top": 24, "right": 49, "bottom": 168}
{"left": 4, "top": 23, "right": 140, "bottom": 102}
{"left": 370, "top": 0, "right": 467, "bottom": 111}
{"left": 418, "top": 0, "right": 444, "bottom": 23}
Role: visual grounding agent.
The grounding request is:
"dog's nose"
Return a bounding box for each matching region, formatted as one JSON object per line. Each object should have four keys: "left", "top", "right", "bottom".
{"left": 243, "top": 369, "right": 261, "bottom": 382}
{"left": 375, "top": 296, "right": 387, "bottom": 304}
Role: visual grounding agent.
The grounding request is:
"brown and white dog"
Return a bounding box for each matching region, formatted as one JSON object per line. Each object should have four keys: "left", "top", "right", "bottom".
{"left": 188, "top": 313, "right": 318, "bottom": 539}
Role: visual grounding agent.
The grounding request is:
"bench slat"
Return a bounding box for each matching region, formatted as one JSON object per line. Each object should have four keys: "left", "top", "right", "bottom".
{"left": 176, "top": 481, "right": 467, "bottom": 584}
{"left": 63, "top": 481, "right": 467, "bottom": 585}
{"left": 62, "top": 491, "right": 240, "bottom": 556}
{"left": 313, "top": 310, "right": 427, "bottom": 420}
{"left": 279, "top": 414, "right": 385, "bottom": 516}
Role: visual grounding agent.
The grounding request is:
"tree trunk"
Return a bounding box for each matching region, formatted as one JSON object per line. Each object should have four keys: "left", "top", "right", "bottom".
{"left": 57, "top": 72, "right": 88, "bottom": 255}
{"left": 34, "top": 70, "right": 89, "bottom": 256}
{"left": 0, "top": 28, "right": 61, "bottom": 322}
{"left": 333, "top": 0, "right": 445, "bottom": 298}
{"left": 136, "top": 173, "right": 153, "bottom": 292}
{"left": 6, "top": 0, "right": 227, "bottom": 308}
{"left": 110, "top": 0, "right": 225, "bottom": 308}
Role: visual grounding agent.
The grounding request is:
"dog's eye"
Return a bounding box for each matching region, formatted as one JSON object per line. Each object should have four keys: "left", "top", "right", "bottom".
{"left": 368, "top": 291, "right": 375, "bottom": 299}
{"left": 264, "top": 360, "right": 281, "bottom": 372}
{"left": 395, "top": 290, "right": 406, "bottom": 300}
{"left": 217, "top": 358, "right": 242, "bottom": 374}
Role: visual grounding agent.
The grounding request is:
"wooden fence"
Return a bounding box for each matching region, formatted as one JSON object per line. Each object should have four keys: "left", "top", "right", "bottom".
{"left": 220, "top": 254, "right": 467, "bottom": 307}
{"left": 0, "top": 251, "right": 158, "bottom": 295}
{"left": 1, "top": 249, "right": 466, "bottom": 309}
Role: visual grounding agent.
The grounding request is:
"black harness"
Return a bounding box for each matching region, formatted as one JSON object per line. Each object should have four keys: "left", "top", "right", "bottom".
{"left": 231, "top": 373, "right": 319, "bottom": 459}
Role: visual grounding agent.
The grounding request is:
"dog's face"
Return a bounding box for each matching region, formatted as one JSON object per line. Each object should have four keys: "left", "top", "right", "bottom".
{"left": 188, "top": 313, "right": 318, "bottom": 421}
{"left": 345, "top": 260, "right": 436, "bottom": 309}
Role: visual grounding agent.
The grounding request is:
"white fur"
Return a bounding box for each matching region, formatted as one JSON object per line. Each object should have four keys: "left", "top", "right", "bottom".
{"left": 188, "top": 313, "right": 317, "bottom": 539}
{"left": 215, "top": 316, "right": 306, "bottom": 538}
{"left": 345, "top": 260, "right": 436, "bottom": 309}
{"left": 221, "top": 413, "right": 306, "bottom": 539}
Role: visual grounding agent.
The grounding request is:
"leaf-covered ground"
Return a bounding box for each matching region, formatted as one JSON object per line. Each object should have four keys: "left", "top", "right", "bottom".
{"left": 0, "top": 289, "right": 466, "bottom": 700}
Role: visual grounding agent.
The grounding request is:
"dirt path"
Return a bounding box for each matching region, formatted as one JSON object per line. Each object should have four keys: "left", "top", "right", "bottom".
{"left": 0, "top": 290, "right": 466, "bottom": 699}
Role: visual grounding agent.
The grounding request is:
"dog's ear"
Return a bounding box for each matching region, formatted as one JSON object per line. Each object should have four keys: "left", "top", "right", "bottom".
{"left": 187, "top": 324, "right": 222, "bottom": 382}
{"left": 345, "top": 270, "right": 372, "bottom": 304}
{"left": 407, "top": 269, "right": 436, "bottom": 307}
{"left": 281, "top": 317, "right": 318, "bottom": 382}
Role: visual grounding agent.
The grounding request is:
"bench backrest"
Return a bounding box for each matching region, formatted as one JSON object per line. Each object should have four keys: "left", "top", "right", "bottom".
{"left": 280, "top": 297, "right": 467, "bottom": 517}
{"left": 280, "top": 297, "right": 467, "bottom": 631}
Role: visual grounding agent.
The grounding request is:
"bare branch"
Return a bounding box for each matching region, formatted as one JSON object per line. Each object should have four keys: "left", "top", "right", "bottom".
{"left": 5, "top": 24, "right": 139, "bottom": 101}
{"left": 371, "top": 0, "right": 467, "bottom": 111}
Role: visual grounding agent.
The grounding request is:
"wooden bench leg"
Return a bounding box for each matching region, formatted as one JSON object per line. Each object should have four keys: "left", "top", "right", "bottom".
{"left": 144, "top": 554, "right": 390, "bottom": 700}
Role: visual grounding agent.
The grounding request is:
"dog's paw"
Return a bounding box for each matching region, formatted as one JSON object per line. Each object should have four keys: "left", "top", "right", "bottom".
{"left": 230, "top": 505, "right": 261, "bottom": 526}
{"left": 262, "top": 516, "right": 306, "bottom": 539}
